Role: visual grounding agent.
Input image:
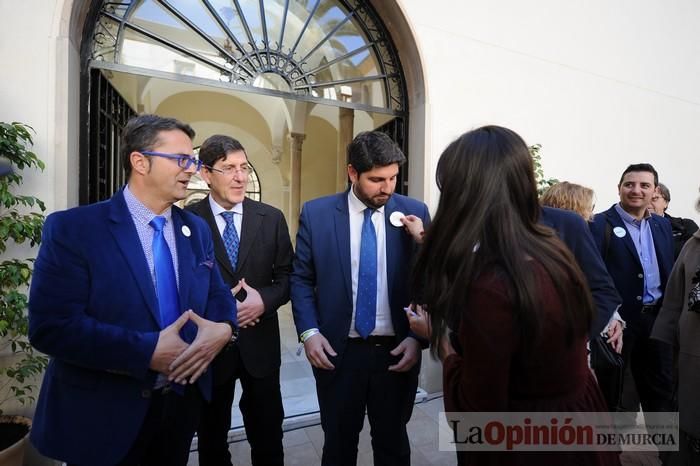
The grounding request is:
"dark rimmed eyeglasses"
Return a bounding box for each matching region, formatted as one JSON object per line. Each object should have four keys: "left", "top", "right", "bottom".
{"left": 140, "top": 151, "right": 204, "bottom": 171}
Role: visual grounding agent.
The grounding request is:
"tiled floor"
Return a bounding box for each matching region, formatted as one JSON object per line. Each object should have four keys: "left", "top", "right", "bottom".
{"left": 188, "top": 396, "right": 456, "bottom": 466}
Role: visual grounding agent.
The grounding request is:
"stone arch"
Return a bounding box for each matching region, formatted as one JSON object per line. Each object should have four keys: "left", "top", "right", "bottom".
{"left": 57, "top": 0, "right": 428, "bottom": 204}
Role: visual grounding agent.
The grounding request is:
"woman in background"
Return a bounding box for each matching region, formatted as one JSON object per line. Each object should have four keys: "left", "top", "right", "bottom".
{"left": 540, "top": 181, "right": 596, "bottom": 221}
{"left": 411, "top": 126, "right": 619, "bottom": 465}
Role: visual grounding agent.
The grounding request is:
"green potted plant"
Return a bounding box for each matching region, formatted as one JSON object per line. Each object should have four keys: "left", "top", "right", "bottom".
{"left": 0, "top": 121, "right": 48, "bottom": 465}
{"left": 530, "top": 143, "right": 558, "bottom": 196}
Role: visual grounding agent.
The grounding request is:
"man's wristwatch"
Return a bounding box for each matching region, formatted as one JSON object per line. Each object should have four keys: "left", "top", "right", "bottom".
{"left": 223, "top": 321, "right": 238, "bottom": 346}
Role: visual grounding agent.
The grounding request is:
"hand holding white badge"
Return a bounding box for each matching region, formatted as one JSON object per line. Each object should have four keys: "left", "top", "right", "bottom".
{"left": 389, "top": 211, "right": 405, "bottom": 227}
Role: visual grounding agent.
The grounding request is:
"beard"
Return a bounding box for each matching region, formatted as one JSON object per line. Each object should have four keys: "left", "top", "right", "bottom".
{"left": 353, "top": 185, "right": 392, "bottom": 209}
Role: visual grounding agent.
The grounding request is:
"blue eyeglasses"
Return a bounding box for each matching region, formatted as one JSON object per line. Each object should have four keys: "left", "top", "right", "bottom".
{"left": 140, "top": 151, "right": 204, "bottom": 171}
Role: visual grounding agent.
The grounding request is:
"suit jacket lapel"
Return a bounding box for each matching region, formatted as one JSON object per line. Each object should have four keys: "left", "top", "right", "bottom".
{"left": 650, "top": 216, "right": 672, "bottom": 281}
{"left": 334, "top": 193, "right": 353, "bottom": 305}
{"left": 237, "top": 198, "right": 263, "bottom": 272}
{"left": 384, "top": 197, "right": 401, "bottom": 301}
{"left": 195, "top": 197, "right": 235, "bottom": 278}
{"left": 172, "top": 207, "right": 195, "bottom": 309}
{"left": 607, "top": 207, "right": 642, "bottom": 268}
{"left": 107, "top": 190, "right": 160, "bottom": 327}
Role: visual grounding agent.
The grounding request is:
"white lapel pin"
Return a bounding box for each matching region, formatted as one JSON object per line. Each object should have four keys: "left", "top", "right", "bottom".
{"left": 613, "top": 226, "right": 626, "bottom": 238}
{"left": 181, "top": 225, "right": 191, "bottom": 237}
{"left": 389, "top": 211, "right": 405, "bottom": 227}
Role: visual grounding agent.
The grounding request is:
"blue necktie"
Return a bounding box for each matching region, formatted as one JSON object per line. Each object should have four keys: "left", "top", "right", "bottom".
{"left": 149, "top": 216, "right": 180, "bottom": 329}
{"left": 355, "top": 208, "right": 377, "bottom": 338}
{"left": 221, "top": 211, "right": 240, "bottom": 270}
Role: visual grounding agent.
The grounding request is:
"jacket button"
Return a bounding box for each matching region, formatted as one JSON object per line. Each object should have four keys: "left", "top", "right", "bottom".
{"left": 141, "top": 389, "right": 152, "bottom": 398}
{"left": 636, "top": 296, "right": 642, "bottom": 301}
{"left": 638, "top": 273, "right": 644, "bottom": 279}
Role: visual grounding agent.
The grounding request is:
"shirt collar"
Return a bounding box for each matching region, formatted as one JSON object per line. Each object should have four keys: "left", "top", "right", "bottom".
{"left": 615, "top": 202, "right": 650, "bottom": 226}
{"left": 209, "top": 195, "right": 243, "bottom": 218}
{"left": 348, "top": 186, "right": 386, "bottom": 215}
{"left": 123, "top": 184, "right": 172, "bottom": 225}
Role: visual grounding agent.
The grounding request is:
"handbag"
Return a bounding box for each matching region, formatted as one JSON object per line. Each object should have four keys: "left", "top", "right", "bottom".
{"left": 590, "top": 336, "right": 624, "bottom": 411}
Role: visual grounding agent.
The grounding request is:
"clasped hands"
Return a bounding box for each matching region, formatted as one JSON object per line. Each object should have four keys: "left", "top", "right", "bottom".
{"left": 149, "top": 310, "right": 232, "bottom": 385}
{"left": 232, "top": 278, "right": 265, "bottom": 328}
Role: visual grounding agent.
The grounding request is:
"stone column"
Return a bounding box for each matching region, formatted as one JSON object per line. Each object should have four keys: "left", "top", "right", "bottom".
{"left": 288, "top": 132, "right": 306, "bottom": 238}
{"left": 336, "top": 107, "right": 354, "bottom": 191}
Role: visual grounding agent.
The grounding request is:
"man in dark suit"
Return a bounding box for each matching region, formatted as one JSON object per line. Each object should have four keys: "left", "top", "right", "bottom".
{"left": 541, "top": 206, "right": 623, "bottom": 340}
{"left": 589, "top": 163, "right": 675, "bottom": 414}
{"left": 28, "top": 114, "right": 237, "bottom": 466}
{"left": 188, "top": 135, "right": 293, "bottom": 466}
{"left": 291, "top": 131, "right": 430, "bottom": 465}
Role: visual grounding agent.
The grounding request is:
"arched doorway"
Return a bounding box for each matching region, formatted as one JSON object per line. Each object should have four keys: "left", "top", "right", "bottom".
{"left": 75, "top": 0, "right": 425, "bottom": 434}
{"left": 80, "top": 0, "right": 409, "bottom": 214}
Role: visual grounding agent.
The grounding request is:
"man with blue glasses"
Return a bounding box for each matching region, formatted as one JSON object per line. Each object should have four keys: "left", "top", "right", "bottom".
{"left": 28, "top": 114, "right": 238, "bottom": 466}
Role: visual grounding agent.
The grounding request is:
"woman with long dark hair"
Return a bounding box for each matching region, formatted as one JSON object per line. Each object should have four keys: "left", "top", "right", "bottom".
{"left": 411, "top": 126, "right": 619, "bottom": 465}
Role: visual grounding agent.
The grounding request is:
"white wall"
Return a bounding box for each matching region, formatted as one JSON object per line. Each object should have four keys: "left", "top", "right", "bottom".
{"left": 401, "top": 0, "right": 700, "bottom": 220}
{"left": 0, "top": 1, "right": 58, "bottom": 210}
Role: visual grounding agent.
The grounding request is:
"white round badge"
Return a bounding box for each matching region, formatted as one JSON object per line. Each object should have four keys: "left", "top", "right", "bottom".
{"left": 181, "top": 225, "right": 192, "bottom": 237}
{"left": 389, "top": 211, "right": 405, "bottom": 227}
{"left": 613, "top": 227, "right": 626, "bottom": 238}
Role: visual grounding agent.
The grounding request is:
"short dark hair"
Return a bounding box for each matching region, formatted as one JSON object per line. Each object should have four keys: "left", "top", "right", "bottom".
{"left": 618, "top": 163, "right": 659, "bottom": 187}
{"left": 656, "top": 183, "right": 671, "bottom": 203}
{"left": 347, "top": 131, "right": 406, "bottom": 175}
{"left": 198, "top": 134, "right": 246, "bottom": 168}
{"left": 121, "top": 114, "right": 195, "bottom": 179}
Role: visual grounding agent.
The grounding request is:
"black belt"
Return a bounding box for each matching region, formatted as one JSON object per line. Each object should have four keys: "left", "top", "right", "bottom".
{"left": 348, "top": 335, "right": 396, "bottom": 346}
{"left": 641, "top": 304, "right": 660, "bottom": 314}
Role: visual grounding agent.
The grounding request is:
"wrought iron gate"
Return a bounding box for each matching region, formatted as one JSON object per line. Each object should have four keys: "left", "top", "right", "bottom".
{"left": 79, "top": 68, "right": 136, "bottom": 205}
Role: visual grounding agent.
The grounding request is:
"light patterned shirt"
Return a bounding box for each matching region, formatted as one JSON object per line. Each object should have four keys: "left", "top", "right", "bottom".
{"left": 123, "top": 185, "right": 180, "bottom": 289}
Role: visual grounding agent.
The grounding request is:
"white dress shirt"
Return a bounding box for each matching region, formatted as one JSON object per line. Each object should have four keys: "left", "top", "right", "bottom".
{"left": 208, "top": 195, "right": 243, "bottom": 242}
{"left": 348, "top": 187, "right": 394, "bottom": 337}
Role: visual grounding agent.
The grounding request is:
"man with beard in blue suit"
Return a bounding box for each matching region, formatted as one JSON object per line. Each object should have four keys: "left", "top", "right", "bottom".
{"left": 28, "top": 114, "right": 237, "bottom": 466}
{"left": 291, "top": 131, "right": 429, "bottom": 465}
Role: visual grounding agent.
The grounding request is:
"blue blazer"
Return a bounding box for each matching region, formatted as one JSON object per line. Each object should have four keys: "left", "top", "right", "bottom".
{"left": 540, "top": 206, "right": 622, "bottom": 337}
{"left": 28, "top": 189, "right": 236, "bottom": 466}
{"left": 290, "top": 192, "right": 430, "bottom": 382}
{"left": 589, "top": 204, "right": 674, "bottom": 326}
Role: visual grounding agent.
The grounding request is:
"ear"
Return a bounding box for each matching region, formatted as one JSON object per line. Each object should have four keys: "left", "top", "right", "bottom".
{"left": 347, "top": 164, "right": 359, "bottom": 184}
{"left": 199, "top": 167, "right": 213, "bottom": 185}
{"left": 130, "top": 151, "right": 149, "bottom": 176}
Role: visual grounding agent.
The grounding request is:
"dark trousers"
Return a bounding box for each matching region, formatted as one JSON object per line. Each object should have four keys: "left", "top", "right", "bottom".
{"left": 621, "top": 311, "right": 674, "bottom": 414}
{"left": 197, "top": 346, "right": 284, "bottom": 466}
{"left": 316, "top": 337, "right": 418, "bottom": 466}
{"left": 667, "top": 430, "right": 700, "bottom": 466}
{"left": 70, "top": 384, "right": 203, "bottom": 466}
